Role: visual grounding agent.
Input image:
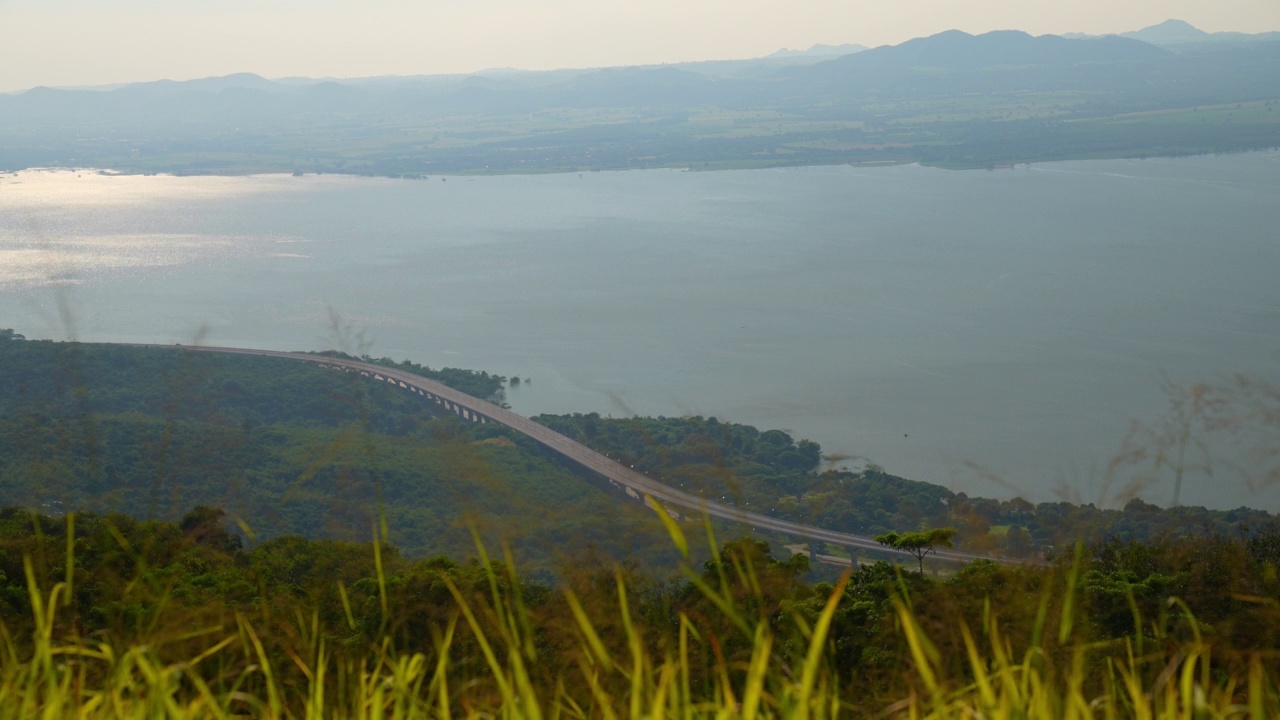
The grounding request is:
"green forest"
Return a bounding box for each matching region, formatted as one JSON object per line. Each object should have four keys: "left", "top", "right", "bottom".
{"left": 0, "top": 336, "right": 676, "bottom": 571}
{"left": 6, "top": 333, "right": 1280, "bottom": 715}
{"left": 1, "top": 334, "right": 1271, "bottom": 568}
{"left": 533, "top": 412, "right": 1277, "bottom": 559}
{"left": 4, "top": 506, "right": 1280, "bottom": 716}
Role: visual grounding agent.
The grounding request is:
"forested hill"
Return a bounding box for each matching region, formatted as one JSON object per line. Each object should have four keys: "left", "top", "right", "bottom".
{"left": 532, "top": 412, "right": 1277, "bottom": 557}
{"left": 0, "top": 335, "right": 677, "bottom": 571}
{"left": 2, "top": 333, "right": 1274, "bottom": 566}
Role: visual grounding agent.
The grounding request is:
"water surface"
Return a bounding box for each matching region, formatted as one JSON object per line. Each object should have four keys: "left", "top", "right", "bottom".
{"left": 3, "top": 155, "right": 1278, "bottom": 509}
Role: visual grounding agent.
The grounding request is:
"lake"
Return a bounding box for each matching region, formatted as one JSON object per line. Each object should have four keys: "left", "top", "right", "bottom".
{"left": 2, "top": 154, "right": 1278, "bottom": 510}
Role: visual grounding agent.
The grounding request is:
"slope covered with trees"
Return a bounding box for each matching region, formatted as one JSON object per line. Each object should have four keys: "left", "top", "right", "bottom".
{"left": 533, "top": 412, "right": 1277, "bottom": 558}
{"left": 0, "top": 335, "right": 674, "bottom": 572}
{"left": 2, "top": 333, "right": 1273, "bottom": 567}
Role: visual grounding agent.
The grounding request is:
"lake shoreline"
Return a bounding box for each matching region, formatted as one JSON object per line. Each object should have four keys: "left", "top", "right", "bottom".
{"left": 9, "top": 145, "right": 1276, "bottom": 181}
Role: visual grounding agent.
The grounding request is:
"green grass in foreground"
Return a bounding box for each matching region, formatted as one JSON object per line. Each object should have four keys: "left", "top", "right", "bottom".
{"left": 2, "top": 507, "right": 1279, "bottom": 718}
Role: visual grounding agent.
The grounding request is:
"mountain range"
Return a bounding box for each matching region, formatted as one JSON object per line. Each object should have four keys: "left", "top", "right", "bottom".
{"left": 1067, "top": 18, "right": 1280, "bottom": 47}
{"left": 1, "top": 20, "right": 1277, "bottom": 174}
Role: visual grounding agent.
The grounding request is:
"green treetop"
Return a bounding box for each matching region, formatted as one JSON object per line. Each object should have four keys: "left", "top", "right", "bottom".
{"left": 874, "top": 527, "right": 958, "bottom": 574}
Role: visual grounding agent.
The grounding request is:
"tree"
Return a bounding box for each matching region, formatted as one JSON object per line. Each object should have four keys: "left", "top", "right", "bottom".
{"left": 796, "top": 439, "right": 822, "bottom": 470}
{"left": 180, "top": 506, "right": 242, "bottom": 554}
{"left": 1004, "top": 526, "right": 1033, "bottom": 558}
{"left": 874, "top": 527, "right": 957, "bottom": 574}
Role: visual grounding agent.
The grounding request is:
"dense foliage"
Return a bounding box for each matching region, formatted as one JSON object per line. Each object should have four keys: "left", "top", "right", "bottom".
{"left": 3, "top": 333, "right": 1274, "bottom": 572}
{"left": 311, "top": 350, "right": 508, "bottom": 403}
{"left": 0, "top": 337, "right": 672, "bottom": 571}
{"left": 533, "top": 413, "right": 1278, "bottom": 558}
{"left": 3, "top": 507, "right": 1280, "bottom": 716}
{"left": 4, "top": 332, "right": 1280, "bottom": 713}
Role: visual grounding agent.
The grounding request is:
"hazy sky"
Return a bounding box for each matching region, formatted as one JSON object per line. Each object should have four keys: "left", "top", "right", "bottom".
{"left": 3, "top": 0, "right": 1279, "bottom": 92}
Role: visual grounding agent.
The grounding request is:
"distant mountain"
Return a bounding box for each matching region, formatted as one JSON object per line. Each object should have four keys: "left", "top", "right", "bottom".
{"left": 1066, "top": 19, "right": 1280, "bottom": 47}
{"left": 116, "top": 72, "right": 279, "bottom": 95}
{"left": 1121, "top": 19, "right": 1214, "bottom": 44}
{"left": 819, "top": 29, "right": 1167, "bottom": 73}
{"left": 787, "top": 29, "right": 1170, "bottom": 94}
{"left": 764, "top": 43, "right": 867, "bottom": 59}
{"left": 1, "top": 21, "right": 1277, "bottom": 175}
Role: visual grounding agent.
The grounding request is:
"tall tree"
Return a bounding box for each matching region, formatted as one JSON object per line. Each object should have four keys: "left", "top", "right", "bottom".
{"left": 875, "top": 527, "right": 957, "bottom": 574}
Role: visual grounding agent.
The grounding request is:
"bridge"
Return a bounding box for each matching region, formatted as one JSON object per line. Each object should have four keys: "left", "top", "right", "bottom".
{"left": 148, "top": 344, "right": 1013, "bottom": 567}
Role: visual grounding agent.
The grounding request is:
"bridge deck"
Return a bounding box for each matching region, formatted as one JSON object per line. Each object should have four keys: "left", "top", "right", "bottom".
{"left": 147, "top": 344, "right": 1013, "bottom": 566}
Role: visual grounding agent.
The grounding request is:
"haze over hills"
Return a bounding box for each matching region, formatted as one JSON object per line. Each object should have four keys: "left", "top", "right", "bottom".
{"left": 763, "top": 43, "right": 868, "bottom": 59}
{"left": 1, "top": 20, "right": 1277, "bottom": 175}
{"left": 1067, "top": 18, "right": 1280, "bottom": 47}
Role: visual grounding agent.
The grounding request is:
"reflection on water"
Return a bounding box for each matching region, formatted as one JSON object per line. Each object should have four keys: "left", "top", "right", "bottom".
{"left": 0, "top": 169, "right": 310, "bottom": 287}
{"left": 0, "top": 168, "right": 306, "bottom": 207}
{"left": 0, "top": 234, "right": 251, "bottom": 287}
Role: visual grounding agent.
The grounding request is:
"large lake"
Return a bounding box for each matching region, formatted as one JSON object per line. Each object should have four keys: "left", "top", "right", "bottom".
{"left": 2, "top": 154, "right": 1278, "bottom": 510}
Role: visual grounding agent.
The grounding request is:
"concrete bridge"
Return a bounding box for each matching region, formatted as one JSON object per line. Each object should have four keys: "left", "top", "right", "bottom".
{"left": 149, "top": 344, "right": 1014, "bottom": 567}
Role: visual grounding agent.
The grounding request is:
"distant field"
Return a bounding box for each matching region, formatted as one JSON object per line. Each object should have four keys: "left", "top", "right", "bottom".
{"left": 4, "top": 55, "right": 1278, "bottom": 176}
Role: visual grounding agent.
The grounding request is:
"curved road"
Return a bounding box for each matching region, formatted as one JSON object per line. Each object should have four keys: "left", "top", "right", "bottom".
{"left": 146, "top": 344, "right": 1013, "bottom": 566}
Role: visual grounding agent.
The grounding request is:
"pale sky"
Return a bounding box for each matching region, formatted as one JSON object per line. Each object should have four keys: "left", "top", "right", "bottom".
{"left": 2, "top": 0, "right": 1279, "bottom": 92}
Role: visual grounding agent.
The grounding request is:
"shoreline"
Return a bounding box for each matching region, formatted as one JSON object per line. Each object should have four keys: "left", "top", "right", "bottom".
{"left": 6, "top": 146, "right": 1277, "bottom": 180}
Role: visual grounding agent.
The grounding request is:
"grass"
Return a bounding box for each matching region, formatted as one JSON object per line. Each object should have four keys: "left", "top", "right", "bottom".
{"left": 2, "top": 507, "right": 1278, "bottom": 718}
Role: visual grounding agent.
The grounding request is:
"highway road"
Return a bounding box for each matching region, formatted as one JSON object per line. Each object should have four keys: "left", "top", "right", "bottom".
{"left": 146, "top": 344, "right": 1016, "bottom": 566}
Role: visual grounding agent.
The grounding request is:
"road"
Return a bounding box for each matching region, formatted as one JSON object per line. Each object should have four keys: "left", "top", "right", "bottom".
{"left": 145, "top": 344, "right": 1017, "bottom": 566}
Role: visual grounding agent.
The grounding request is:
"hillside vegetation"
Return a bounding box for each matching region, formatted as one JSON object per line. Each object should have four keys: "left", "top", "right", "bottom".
{"left": 5, "top": 334, "right": 1280, "bottom": 713}
{"left": 1, "top": 333, "right": 1273, "bottom": 568}
{"left": 3, "top": 507, "right": 1280, "bottom": 716}
{"left": 533, "top": 412, "right": 1278, "bottom": 558}
{"left": 0, "top": 336, "right": 674, "bottom": 571}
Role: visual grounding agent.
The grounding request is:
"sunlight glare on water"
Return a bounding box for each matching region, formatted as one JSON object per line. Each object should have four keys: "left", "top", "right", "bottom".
{"left": 0, "top": 168, "right": 303, "bottom": 207}
{"left": 0, "top": 170, "right": 312, "bottom": 287}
